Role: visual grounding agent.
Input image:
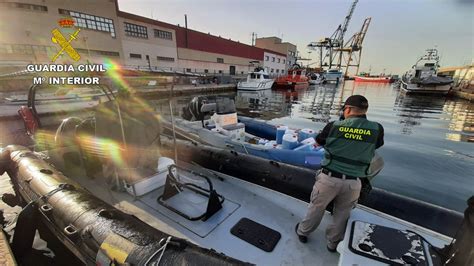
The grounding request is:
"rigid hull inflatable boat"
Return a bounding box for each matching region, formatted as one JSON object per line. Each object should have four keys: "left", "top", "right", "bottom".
{"left": 2, "top": 141, "right": 462, "bottom": 266}
{"left": 178, "top": 96, "right": 325, "bottom": 169}
{"left": 0, "top": 146, "right": 247, "bottom": 265}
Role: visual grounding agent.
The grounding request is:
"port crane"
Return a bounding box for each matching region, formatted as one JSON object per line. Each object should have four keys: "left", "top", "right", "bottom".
{"left": 334, "top": 17, "right": 371, "bottom": 77}
{"left": 307, "top": 0, "right": 359, "bottom": 70}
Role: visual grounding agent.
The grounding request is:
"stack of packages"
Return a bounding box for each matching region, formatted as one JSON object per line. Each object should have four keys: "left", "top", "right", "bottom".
{"left": 258, "top": 125, "right": 321, "bottom": 151}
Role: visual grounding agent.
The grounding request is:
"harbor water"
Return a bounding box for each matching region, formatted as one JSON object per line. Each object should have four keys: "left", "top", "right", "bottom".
{"left": 1, "top": 82, "right": 472, "bottom": 213}
{"left": 0, "top": 80, "right": 472, "bottom": 264}
{"left": 151, "top": 81, "right": 474, "bottom": 213}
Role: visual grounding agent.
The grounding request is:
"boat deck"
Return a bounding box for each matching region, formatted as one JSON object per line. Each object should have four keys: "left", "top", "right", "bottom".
{"left": 64, "top": 161, "right": 339, "bottom": 265}
{"left": 53, "top": 154, "right": 451, "bottom": 265}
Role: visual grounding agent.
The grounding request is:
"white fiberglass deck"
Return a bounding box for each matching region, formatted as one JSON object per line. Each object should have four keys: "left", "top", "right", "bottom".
{"left": 67, "top": 162, "right": 339, "bottom": 265}
{"left": 61, "top": 160, "right": 450, "bottom": 265}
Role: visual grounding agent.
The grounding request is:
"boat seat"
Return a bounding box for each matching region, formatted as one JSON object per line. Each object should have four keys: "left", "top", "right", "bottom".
{"left": 222, "top": 122, "right": 245, "bottom": 131}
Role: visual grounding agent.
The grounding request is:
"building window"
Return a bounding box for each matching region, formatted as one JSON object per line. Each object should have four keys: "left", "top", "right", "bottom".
{"left": 272, "top": 57, "right": 275, "bottom": 62}
{"left": 276, "top": 69, "right": 279, "bottom": 73}
{"left": 154, "top": 29, "right": 172, "bottom": 40}
{"left": 283, "top": 59, "right": 286, "bottom": 64}
{"left": 217, "top": 58, "right": 224, "bottom": 63}
{"left": 282, "top": 69, "right": 285, "bottom": 73}
{"left": 271, "top": 68, "right": 274, "bottom": 73}
{"left": 265, "top": 56, "right": 269, "bottom": 61}
{"left": 0, "top": 2, "right": 48, "bottom": 12}
{"left": 58, "top": 9, "right": 116, "bottom": 38}
{"left": 241, "top": 71, "right": 244, "bottom": 74}
{"left": 157, "top": 56, "right": 175, "bottom": 62}
{"left": 130, "top": 53, "right": 142, "bottom": 59}
{"left": 124, "top": 22, "right": 148, "bottom": 39}
{"left": 186, "top": 68, "right": 192, "bottom": 72}
{"left": 277, "top": 58, "right": 281, "bottom": 63}
{"left": 75, "top": 48, "right": 120, "bottom": 57}
{"left": 218, "top": 70, "right": 223, "bottom": 74}
{"left": 204, "top": 69, "right": 209, "bottom": 73}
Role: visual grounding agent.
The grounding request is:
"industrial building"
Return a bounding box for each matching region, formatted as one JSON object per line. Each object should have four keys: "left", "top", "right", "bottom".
{"left": 255, "top": 37, "right": 298, "bottom": 71}
{"left": 0, "top": 0, "right": 296, "bottom": 76}
{"left": 0, "top": 0, "right": 122, "bottom": 70}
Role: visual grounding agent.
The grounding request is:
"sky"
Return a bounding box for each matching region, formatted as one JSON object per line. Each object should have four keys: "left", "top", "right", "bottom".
{"left": 118, "top": 0, "right": 473, "bottom": 75}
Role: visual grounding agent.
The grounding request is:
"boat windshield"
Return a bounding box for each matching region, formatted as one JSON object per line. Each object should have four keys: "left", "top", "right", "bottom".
{"left": 250, "top": 73, "right": 256, "bottom": 79}
{"left": 256, "top": 74, "right": 261, "bottom": 79}
{"left": 263, "top": 75, "right": 269, "bottom": 79}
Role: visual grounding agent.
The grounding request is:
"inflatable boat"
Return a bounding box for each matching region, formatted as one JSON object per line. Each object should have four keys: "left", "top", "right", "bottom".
{"left": 177, "top": 96, "right": 325, "bottom": 169}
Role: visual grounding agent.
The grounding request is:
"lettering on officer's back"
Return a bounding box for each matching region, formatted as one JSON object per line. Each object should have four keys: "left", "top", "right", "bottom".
{"left": 336, "top": 126, "right": 375, "bottom": 141}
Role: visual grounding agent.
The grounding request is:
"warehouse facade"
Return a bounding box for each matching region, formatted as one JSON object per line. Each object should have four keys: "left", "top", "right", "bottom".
{"left": 0, "top": 0, "right": 297, "bottom": 76}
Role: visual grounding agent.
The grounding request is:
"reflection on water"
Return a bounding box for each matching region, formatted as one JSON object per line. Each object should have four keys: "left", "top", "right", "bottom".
{"left": 393, "top": 93, "right": 447, "bottom": 135}
{"left": 392, "top": 89, "right": 474, "bottom": 142}
{"left": 152, "top": 81, "right": 473, "bottom": 211}
{"left": 444, "top": 99, "right": 474, "bottom": 143}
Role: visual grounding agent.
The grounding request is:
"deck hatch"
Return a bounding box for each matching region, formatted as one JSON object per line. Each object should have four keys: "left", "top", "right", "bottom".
{"left": 230, "top": 218, "right": 281, "bottom": 252}
{"left": 349, "top": 220, "right": 428, "bottom": 265}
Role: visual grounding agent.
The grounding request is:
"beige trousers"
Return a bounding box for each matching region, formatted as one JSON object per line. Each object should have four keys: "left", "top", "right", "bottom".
{"left": 297, "top": 171, "right": 361, "bottom": 247}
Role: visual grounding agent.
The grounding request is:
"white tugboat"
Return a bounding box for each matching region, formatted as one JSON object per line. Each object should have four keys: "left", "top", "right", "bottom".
{"left": 400, "top": 48, "right": 453, "bottom": 95}
{"left": 237, "top": 67, "right": 274, "bottom": 91}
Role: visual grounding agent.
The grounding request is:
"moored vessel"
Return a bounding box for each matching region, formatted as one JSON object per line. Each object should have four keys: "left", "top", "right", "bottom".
{"left": 274, "top": 64, "right": 309, "bottom": 89}
{"left": 308, "top": 72, "right": 325, "bottom": 85}
{"left": 237, "top": 67, "right": 274, "bottom": 91}
{"left": 354, "top": 73, "right": 394, "bottom": 83}
{"left": 323, "top": 69, "right": 343, "bottom": 83}
{"left": 179, "top": 96, "right": 325, "bottom": 169}
{"left": 400, "top": 48, "right": 453, "bottom": 95}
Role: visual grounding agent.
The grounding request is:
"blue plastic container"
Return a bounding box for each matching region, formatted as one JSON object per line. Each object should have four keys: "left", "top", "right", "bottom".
{"left": 293, "top": 143, "right": 314, "bottom": 151}
{"left": 276, "top": 125, "right": 288, "bottom": 144}
{"left": 298, "top": 128, "right": 317, "bottom": 142}
{"left": 282, "top": 134, "right": 298, "bottom": 149}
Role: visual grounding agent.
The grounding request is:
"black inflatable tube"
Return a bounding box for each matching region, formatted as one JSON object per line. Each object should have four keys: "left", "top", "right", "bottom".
{"left": 160, "top": 138, "right": 463, "bottom": 238}
{"left": 0, "top": 145, "right": 249, "bottom": 265}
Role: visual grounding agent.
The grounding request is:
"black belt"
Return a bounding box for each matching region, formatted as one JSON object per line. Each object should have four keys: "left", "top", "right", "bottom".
{"left": 322, "top": 168, "right": 358, "bottom": 180}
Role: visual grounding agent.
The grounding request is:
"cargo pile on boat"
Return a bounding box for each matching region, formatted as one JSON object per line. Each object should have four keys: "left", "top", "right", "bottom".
{"left": 254, "top": 126, "right": 321, "bottom": 152}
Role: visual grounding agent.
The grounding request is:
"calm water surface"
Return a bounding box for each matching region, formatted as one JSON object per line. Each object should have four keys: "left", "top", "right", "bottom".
{"left": 152, "top": 81, "right": 474, "bottom": 212}
{"left": 0, "top": 81, "right": 472, "bottom": 264}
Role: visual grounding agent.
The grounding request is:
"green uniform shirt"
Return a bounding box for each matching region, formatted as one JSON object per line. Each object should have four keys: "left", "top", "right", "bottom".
{"left": 318, "top": 116, "right": 383, "bottom": 177}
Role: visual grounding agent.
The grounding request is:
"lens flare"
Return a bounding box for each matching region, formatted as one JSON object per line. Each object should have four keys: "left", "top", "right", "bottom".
{"left": 77, "top": 134, "right": 125, "bottom": 166}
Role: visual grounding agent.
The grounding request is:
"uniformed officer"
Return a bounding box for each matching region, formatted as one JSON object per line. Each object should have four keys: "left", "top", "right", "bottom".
{"left": 295, "top": 95, "right": 384, "bottom": 252}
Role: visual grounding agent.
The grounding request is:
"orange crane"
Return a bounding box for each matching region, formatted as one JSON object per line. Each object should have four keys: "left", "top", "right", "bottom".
{"left": 334, "top": 17, "right": 372, "bottom": 77}
{"left": 307, "top": 0, "right": 359, "bottom": 70}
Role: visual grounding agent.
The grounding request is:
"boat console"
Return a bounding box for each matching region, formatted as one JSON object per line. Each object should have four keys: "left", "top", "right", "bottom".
{"left": 205, "top": 98, "right": 246, "bottom": 141}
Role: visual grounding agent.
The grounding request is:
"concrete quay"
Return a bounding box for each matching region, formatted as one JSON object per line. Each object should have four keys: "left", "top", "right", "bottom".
{"left": 133, "top": 83, "right": 236, "bottom": 97}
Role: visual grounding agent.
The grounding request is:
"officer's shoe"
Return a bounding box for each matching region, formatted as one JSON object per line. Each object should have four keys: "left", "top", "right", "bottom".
{"left": 295, "top": 223, "right": 307, "bottom": 243}
{"left": 327, "top": 241, "right": 339, "bottom": 253}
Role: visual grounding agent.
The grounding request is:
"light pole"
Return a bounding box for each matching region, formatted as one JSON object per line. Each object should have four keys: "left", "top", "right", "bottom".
{"left": 307, "top": 51, "right": 312, "bottom": 68}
